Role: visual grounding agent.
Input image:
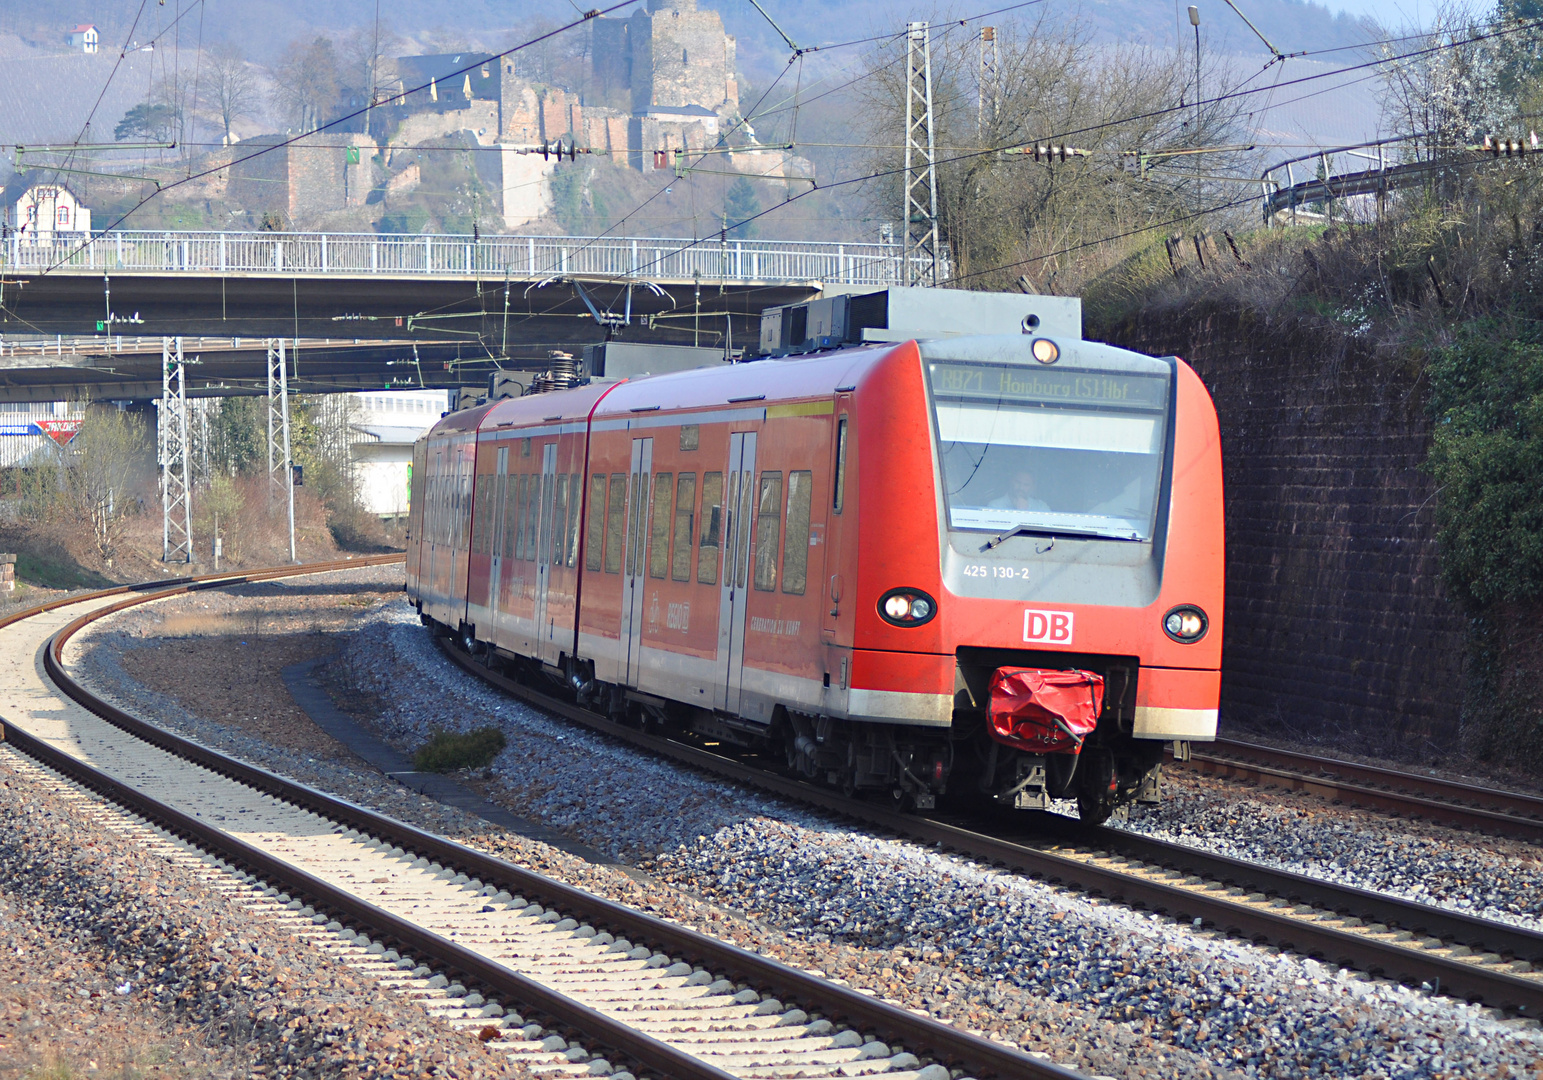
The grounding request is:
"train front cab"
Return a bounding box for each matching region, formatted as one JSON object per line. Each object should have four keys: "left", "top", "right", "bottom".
{"left": 823, "top": 333, "right": 1223, "bottom": 822}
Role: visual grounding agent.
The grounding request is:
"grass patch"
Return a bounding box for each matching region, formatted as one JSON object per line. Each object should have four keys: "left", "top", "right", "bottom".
{"left": 11, "top": 546, "right": 114, "bottom": 590}
{"left": 413, "top": 727, "right": 507, "bottom": 772}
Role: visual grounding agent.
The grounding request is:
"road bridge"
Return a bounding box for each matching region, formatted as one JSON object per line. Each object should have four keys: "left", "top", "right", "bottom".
{"left": 0, "top": 336, "right": 481, "bottom": 403}
{"left": 0, "top": 229, "right": 930, "bottom": 337}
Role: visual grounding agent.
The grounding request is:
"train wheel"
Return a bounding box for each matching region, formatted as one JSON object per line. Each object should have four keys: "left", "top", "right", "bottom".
{"left": 1076, "top": 750, "right": 1117, "bottom": 825}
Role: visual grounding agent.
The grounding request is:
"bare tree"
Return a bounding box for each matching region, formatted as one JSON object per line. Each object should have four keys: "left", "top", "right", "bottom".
{"left": 857, "top": 13, "right": 1249, "bottom": 292}
{"left": 46, "top": 407, "right": 151, "bottom": 566}
{"left": 205, "top": 43, "right": 262, "bottom": 143}
{"left": 272, "top": 37, "right": 344, "bottom": 132}
{"left": 342, "top": 20, "right": 403, "bottom": 107}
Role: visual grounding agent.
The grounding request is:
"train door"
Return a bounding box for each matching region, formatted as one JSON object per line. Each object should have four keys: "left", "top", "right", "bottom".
{"left": 488, "top": 445, "right": 510, "bottom": 632}
{"left": 620, "top": 437, "right": 654, "bottom": 687}
{"left": 427, "top": 444, "right": 445, "bottom": 607}
{"left": 407, "top": 440, "right": 426, "bottom": 592}
{"left": 716, "top": 431, "right": 757, "bottom": 713}
{"left": 533, "top": 443, "right": 558, "bottom": 658}
{"left": 821, "top": 402, "right": 851, "bottom": 641}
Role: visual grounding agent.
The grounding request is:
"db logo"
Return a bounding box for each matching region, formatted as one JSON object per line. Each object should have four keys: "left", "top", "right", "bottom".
{"left": 1023, "top": 609, "right": 1074, "bottom": 644}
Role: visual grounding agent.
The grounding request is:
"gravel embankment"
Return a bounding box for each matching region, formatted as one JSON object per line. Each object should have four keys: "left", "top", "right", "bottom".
{"left": 1118, "top": 771, "right": 1543, "bottom": 937}
{"left": 333, "top": 602, "right": 1543, "bottom": 1080}
{"left": 0, "top": 750, "right": 529, "bottom": 1080}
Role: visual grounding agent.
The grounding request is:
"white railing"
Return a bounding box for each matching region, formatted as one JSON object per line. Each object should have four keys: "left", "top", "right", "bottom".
{"left": 1, "top": 231, "right": 949, "bottom": 286}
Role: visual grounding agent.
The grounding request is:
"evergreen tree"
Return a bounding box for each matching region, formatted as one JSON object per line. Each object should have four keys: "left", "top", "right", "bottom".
{"left": 723, "top": 177, "right": 760, "bottom": 240}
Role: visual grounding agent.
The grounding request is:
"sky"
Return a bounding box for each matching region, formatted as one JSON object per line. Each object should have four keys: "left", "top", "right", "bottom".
{"left": 1317, "top": 0, "right": 1430, "bottom": 22}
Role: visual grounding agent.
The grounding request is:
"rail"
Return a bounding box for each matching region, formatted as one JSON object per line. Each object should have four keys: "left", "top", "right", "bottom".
{"left": 435, "top": 638, "right": 1543, "bottom": 1016}
{"left": 0, "top": 230, "right": 948, "bottom": 287}
{"left": 3, "top": 558, "right": 1062, "bottom": 1080}
{"left": 1185, "top": 737, "right": 1543, "bottom": 842}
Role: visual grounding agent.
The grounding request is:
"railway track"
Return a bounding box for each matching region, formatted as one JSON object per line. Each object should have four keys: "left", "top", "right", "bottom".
{"left": 434, "top": 640, "right": 1543, "bottom": 1020}
{"left": 1182, "top": 738, "right": 1543, "bottom": 844}
{"left": 0, "top": 559, "right": 1074, "bottom": 1080}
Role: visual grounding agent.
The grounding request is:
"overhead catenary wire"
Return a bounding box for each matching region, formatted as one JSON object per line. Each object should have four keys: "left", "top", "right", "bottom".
{"left": 603, "top": 13, "right": 1543, "bottom": 287}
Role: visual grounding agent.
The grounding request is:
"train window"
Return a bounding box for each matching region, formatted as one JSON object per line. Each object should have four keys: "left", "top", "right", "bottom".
{"left": 567, "top": 474, "right": 582, "bottom": 566}
{"left": 522, "top": 437, "right": 531, "bottom": 457}
{"left": 833, "top": 417, "right": 848, "bottom": 513}
{"left": 722, "top": 470, "right": 741, "bottom": 585}
{"left": 679, "top": 424, "right": 699, "bottom": 451}
{"left": 604, "top": 473, "right": 627, "bottom": 573}
{"left": 672, "top": 473, "right": 696, "bottom": 581}
{"left": 541, "top": 474, "right": 556, "bottom": 563}
{"left": 697, "top": 471, "right": 723, "bottom": 584}
{"left": 514, "top": 475, "right": 527, "bottom": 559}
{"left": 552, "top": 476, "right": 569, "bottom": 567}
{"left": 736, "top": 469, "right": 755, "bottom": 589}
{"left": 782, "top": 470, "right": 812, "bottom": 595}
{"left": 648, "top": 472, "right": 673, "bottom": 578}
{"left": 753, "top": 472, "right": 783, "bottom": 592}
{"left": 524, "top": 473, "right": 541, "bottom": 559}
{"left": 586, "top": 474, "right": 605, "bottom": 570}
{"left": 503, "top": 476, "right": 520, "bottom": 559}
{"left": 472, "top": 475, "right": 491, "bottom": 554}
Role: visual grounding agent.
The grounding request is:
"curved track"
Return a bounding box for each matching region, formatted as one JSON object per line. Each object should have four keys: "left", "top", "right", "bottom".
{"left": 435, "top": 640, "right": 1543, "bottom": 1018}
{"left": 1183, "top": 739, "right": 1543, "bottom": 844}
{"left": 0, "top": 559, "right": 1071, "bottom": 1080}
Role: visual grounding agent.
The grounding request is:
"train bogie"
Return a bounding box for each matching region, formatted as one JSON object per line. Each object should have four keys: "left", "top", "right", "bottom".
{"left": 407, "top": 318, "right": 1224, "bottom": 824}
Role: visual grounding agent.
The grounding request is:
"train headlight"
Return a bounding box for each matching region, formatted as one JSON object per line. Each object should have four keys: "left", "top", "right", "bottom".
{"left": 1162, "top": 605, "right": 1208, "bottom": 643}
{"left": 1031, "top": 338, "right": 1060, "bottom": 364}
{"left": 879, "top": 588, "right": 938, "bottom": 627}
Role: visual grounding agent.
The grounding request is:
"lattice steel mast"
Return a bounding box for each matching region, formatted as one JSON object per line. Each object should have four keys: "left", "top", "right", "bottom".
{"left": 904, "top": 21, "right": 939, "bottom": 287}
{"left": 267, "top": 338, "right": 296, "bottom": 562}
{"left": 160, "top": 337, "right": 193, "bottom": 563}
{"left": 979, "top": 26, "right": 999, "bottom": 140}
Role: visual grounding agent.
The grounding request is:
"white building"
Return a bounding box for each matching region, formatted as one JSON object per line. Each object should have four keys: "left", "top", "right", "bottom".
{"left": 0, "top": 401, "right": 82, "bottom": 468}
{"left": 348, "top": 389, "right": 448, "bottom": 517}
{"left": 5, "top": 183, "right": 91, "bottom": 239}
{"left": 66, "top": 24, "right": 98, "bottom": 54}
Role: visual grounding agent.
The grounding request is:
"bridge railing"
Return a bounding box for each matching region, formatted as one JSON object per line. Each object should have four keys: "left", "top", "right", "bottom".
{"left": 2, "top": 230, "right": 949, "bottom": 286}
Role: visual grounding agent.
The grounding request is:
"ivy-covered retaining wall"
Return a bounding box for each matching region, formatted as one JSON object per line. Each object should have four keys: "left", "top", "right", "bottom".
{"left": 1097, "top": 305, "right": 1466, "bottom": 754}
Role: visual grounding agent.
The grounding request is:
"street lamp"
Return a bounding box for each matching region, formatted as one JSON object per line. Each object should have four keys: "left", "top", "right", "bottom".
{"left": 1189, "top": 6, "right": 1201, "bottom": 137}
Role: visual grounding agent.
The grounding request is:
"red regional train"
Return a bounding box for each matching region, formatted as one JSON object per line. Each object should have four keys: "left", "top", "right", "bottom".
{"left": 406, "top": 294, "right": 1223, "bottom": 822}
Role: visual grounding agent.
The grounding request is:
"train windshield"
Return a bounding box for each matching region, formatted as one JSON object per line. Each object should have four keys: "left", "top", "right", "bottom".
{"left": 927, "top": 356, "right": 1170, "bottom": 541}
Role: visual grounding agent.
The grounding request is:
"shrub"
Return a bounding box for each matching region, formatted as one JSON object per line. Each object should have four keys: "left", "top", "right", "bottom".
{"left": 412, "top": 727, "right": 507, "bottom": 773}
{"left": 1425, "top": 323, "right": 1543, "bottom": 610}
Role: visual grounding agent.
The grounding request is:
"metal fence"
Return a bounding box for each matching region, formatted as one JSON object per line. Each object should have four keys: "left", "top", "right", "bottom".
{"left": 2, "top": 230, "right": 949, "bottom": 286}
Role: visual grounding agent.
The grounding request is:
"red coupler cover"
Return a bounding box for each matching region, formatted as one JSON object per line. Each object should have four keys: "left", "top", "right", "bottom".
{"left": 988, "top": 667, "right": 1105, "bottom": 754}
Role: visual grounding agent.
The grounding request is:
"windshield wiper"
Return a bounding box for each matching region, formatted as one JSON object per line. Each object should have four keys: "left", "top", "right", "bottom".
{"left": 981, "top": 523, "right": 1143, "bottom": 550}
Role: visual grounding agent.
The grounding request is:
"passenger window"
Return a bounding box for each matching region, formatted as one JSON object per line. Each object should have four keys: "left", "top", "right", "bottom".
{"left": 586, "top": 474, "right": 605, "bottom": 570}
{"left": 672, "top": 473, "right": 696, "bottom": 581}
{"left": 782, "top": 470, "right": 812, "bottom": 595}
{"left": 648, "top": 472, "right": 672, "bottom": 579}
{"left": 552, "top": 476, "right": 569, "bottom": 566}
{"left": 471, "top": 475, "right": 490, "bottom": 554}
{"left": 625, "top": 472, "right": 645, "bottom": 577}
{"left": 722, "top": 470, "right": 741, "bottom": 586}
{"left": 753, "top": 471, "right": 782, "bottom": 592}
{"left": 492, "top": 473, "right": 508, "bottom": 556}
{"left": 604, "top": 473, "right": 627, "bottom": 573}
{"left": 834, "top": 416, "right": 848, "bottom": 513}
{"left": 567, "top": 473, "right": 582, "bottom": 566}
{"left": 503, "top": 476, "right": 520, "bottom": 559}
{"left": 524, "top": 472, "right": 540, "bottom": 559}
{"left": 736, "top": 469, "right": 755, "bottom": 588}
{"left": 512, "top": 476, "right": 527, "bottom": 559}
{"left": 697, "top": 471, "right": 722, "bottom": 584}
{"left": 540, "top": 474, "right": 556, "bottom": 562}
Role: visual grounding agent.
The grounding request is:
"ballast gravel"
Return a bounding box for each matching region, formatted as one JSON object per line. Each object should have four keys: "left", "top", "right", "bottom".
{"left": 1119, "top": 771, "right": 1543, "bottom": 937}
{"left": 0, "top": 750, "right": 531, "bottom": 1080}
{"left": 332, "top": 602, "right": 1543, "bottom": 1080}
{"left": 65, "top": 577, "right": 1543, "bottom": 1080}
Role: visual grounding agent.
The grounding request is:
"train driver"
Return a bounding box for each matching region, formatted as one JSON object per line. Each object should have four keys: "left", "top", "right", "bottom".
{"left": 988, "top": 466, "right": 1051, "bottom": 512}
